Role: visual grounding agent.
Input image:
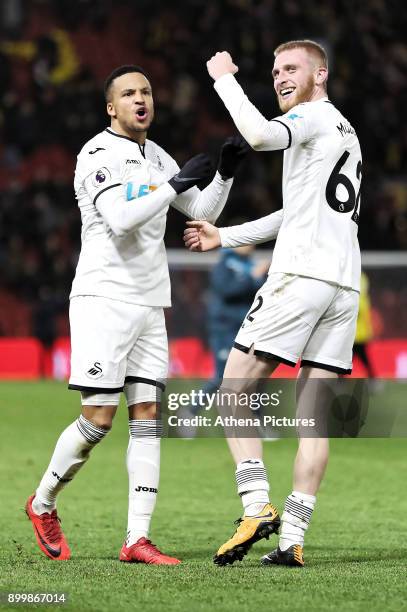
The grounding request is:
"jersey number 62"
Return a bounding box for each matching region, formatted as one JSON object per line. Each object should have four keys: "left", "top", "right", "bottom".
{"left": 325, "top": 150, "right": 362, "bottom": 224}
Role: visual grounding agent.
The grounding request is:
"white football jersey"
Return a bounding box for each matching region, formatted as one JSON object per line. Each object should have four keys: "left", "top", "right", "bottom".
{"left": 71, "top": 128, "right": 232, "bottom": 306}
{"left": 214, "top": 75, "right": 362, "bottom": 291}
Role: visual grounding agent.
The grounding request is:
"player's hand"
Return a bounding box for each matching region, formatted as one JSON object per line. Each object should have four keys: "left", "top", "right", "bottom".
{"left": 218, "top": 135, "right": 250, "bottom": 179}
{"left": 169, "top": 153, "right": 212, "bottom": 195}
{"left": 207, "top": 51, "right": 239, "bottom": 81}
{"left": 184, "top": 220, "right": 221, "bottom": 252}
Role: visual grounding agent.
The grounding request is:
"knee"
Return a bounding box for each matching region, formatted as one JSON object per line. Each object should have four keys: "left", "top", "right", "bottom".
{"left": 81, "top": 392, "right": 119, "bottom": 431}
{"left": 81, "top": 407, "right": 116, "bottom": 431}
{"left": 87, "top": 415, "right": 113, "bottom": 431}
{"left": 129, "top": 402, "right": 158, "bottom": 420}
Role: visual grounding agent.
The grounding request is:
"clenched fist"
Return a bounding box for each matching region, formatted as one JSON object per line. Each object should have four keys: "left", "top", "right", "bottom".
{"left": 207, "top": 51, "right": 239, "bottom": 81}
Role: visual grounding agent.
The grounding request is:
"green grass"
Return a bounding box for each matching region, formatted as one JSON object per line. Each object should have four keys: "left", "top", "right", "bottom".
{"left": 0, "top": 382, "right": 406, "bottom": 611}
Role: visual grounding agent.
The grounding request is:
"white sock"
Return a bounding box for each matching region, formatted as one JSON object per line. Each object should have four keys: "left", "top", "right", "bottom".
{"left": 126, "top": 420, "right": 161, "bottom": 546}
{"left": 235, "top": 459, "right": 270, "bottom": 516}
{"left": 33, "top": 415, "right": 109, "bottom": 515}
{"left": 279, "top": 490, "right": 316, "bottom": 551}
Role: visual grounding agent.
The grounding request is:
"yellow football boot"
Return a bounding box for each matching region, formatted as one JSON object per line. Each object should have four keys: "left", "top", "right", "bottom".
{"left": 214, "top": 503, "right": 280, "bottom": 566}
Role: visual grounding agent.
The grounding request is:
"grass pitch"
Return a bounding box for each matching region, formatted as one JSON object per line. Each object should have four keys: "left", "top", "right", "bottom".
{"left": 0, "top": 382, "right": 406, "bottom": 611}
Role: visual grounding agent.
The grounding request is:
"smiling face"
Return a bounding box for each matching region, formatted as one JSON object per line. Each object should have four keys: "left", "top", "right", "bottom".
{"left": 272, "top": 47, "right": 327, "bottom": 113}
{"left": 106, "top": 71, "right": 154, "bottom": 142}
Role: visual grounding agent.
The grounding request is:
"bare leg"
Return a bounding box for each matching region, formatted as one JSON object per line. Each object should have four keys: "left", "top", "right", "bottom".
{"left": 293, "top": 438, "right": 329, "bottom": 496}
{"left": 128, "top": 402, "right": 157, "bottom": 421}
{"left": 82, "top": 404, "right": 117, "bottom": 428}
{"left": 293, "top": 366, "right": 336, "bottom": 495}
{"left": 276, "top": 366, "right": 337, "bottom": 556}
{"left": 222, "top": 346, "right": 279, "bottom": 464}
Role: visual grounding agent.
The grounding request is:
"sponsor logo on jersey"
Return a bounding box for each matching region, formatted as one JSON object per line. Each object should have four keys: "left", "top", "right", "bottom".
{"left": 86, "top": 361, "right": 103, "bottom": 379}
{"left": 138, "top": 184, "right": 157, "bottom": 197}
{"left": 125, "top": 159, "right": 142, "bottom": 165}
{"left": 287, "top": 113, "right": 303, "bottom": 120}
{"left": 89, "top": 147, "right": 105, "bottom": 155}
{"left": 134, "top": 486, "right": 158, "bottom": 493}
{"left": 126, "top": 182, "right": 158, "bottom": 200}
{"left": 91, "top": 167, "right": 111, "bottom": 187}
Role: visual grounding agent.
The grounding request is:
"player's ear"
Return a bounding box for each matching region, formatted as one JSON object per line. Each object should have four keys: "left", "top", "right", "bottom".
{"left": 107, "top": 101, "right": 116, "bottom": 119}
{"left": 316, "top": 66, "right": 328, "bottom": 86}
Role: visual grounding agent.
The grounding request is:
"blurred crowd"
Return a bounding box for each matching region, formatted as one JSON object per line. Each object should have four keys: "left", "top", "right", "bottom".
{"left": 0, "top": 0, "right": 406, "bottom": 339}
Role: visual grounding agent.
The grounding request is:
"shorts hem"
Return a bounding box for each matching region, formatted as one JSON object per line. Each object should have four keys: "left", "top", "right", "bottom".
{"left": 300, "top": 360, "right": 352, "bottom": 375}
{"left": 254, "top": 349, "right": 297, "bottom": 367}
{"left": 126, "top": 395, "right": 160, "bottom": 407}
{"left": 68, "top": 384, "right": 124, "bottom": 393}
{"left": 234, "top": 342, "right": 250, "bottom": 354}
{"left": 124, "top": 376, "right": 166, "bottom": 391}
{"left": 233, "top": 342, "right": 297, "bottom": 367}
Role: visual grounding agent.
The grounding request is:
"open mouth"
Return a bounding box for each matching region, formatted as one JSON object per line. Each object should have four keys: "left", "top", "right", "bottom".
{"left": 135, "top": 108, "right": 148, "bottom": 121}
{"left": 280, "top": 87, "right": 295, "bottom": 100}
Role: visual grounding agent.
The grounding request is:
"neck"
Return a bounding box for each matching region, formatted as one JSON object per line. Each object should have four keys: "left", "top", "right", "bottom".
{"left": 110, "top": 120, "right": 147, "bottom": 144}
{"left": 308, "top": 86, "right": 327, "bottom": 102}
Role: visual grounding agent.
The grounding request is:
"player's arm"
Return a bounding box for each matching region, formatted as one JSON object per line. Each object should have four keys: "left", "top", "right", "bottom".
{"left": 83, "top": 151, "right": 212, "bottom": 237}
{"left": 183, "top": 209, "right": 283, "bottom": 251}
{"left": 171, "top": 136, "right": 249, "bottom": 223}
{"left": 206, "top": 52, "right": 311, "bottom": 151}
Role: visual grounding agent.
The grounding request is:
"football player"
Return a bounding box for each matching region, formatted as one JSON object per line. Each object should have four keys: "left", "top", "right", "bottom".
{"left": 185, "top": 40, "right": 362, "bottom": 567}
{"left": 26, "top": 65, "right": 247, "bottom": 565}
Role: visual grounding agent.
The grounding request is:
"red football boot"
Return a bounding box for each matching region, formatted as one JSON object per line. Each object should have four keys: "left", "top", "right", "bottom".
{"left": 25, "top": 495, "right": 71, "bottom": 560}
{"left": 119, "top": 537, "right": 181, "bottom": 565}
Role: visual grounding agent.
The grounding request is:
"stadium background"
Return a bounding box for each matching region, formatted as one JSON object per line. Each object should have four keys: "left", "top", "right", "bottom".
{"left": 0, "top": 0, "right": 406, "bottom": 381}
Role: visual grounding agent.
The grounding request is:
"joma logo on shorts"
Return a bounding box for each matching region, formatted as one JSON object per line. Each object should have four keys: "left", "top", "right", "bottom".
{"left": 134, "top": 486, "right": 158, "bottom": 493}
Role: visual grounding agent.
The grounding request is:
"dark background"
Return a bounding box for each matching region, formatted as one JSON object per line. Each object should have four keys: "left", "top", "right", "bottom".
{"left": 0, "top": 0, "right": 406, "bottom": 339}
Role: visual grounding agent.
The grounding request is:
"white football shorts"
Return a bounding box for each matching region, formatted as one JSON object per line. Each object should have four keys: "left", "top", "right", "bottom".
{"left": 234, "top": 272, "right": 359, "bottom": 374}
{"left": 69, "top": 296, "right": 168, "bottom": 400}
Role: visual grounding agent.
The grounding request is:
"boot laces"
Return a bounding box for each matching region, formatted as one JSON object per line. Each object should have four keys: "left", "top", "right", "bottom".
{"left": 41, "top": 512, "right": 62, "bottom": 544}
